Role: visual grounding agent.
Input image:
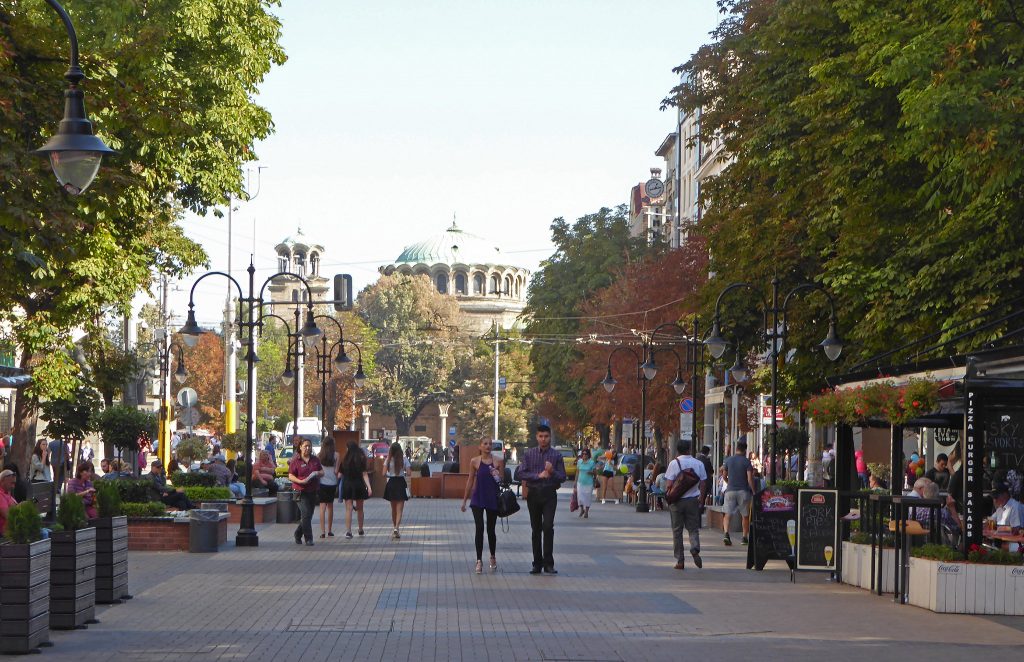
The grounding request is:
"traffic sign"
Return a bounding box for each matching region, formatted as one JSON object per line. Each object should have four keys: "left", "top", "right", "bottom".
{"left": 176, "top": 387, "right": 198, "bottom": 408}
{"left": 761, "top": 406, "right": 785, "bottom": 424}
{"left": 679, "top": 397, "right": 694, "bottom": 413}
{"left": 179, "top": 406, "right": 200, "bottom": 426}
{"left": 499, "top": 376, "right": 507, "bottom": 390}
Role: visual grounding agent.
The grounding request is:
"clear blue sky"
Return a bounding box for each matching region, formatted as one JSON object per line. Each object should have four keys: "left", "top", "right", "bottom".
{"left": 163, "top": 0, "right": 722, "bottom": 327}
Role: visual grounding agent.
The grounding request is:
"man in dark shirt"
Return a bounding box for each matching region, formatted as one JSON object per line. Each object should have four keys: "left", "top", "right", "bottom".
{"left": 696, "top": 446, "right": 714, "bottom": 501}
{"left": 519, "top": 425, "right": 566, "bottom": 574}
{"left": 924, "top": 453, "right": 950, "bottom": 491}
{"left": 722, "top": 440, "right": 755, "bottom": 546}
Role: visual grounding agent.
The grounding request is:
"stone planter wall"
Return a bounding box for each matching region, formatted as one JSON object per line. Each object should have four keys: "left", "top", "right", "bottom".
{"left": 127, "top": 516, "right": 228, "bottom": 551}
{"left": 89, "top": 516, "right": 129, "bottom": 604}
{"left": 49, "top": 527, "right": 96, "bottom": 630}
{"left": 0, "top": 538, "right": 51, "bottom": 653}
{"left": 907, "top": 557, "right": 1024, "bottom": 615}
{"left": 410, "top": 476, "right": 441, "bottom": 498}
{"left": 227, "top": 497, "right": 278, "bottom": 524}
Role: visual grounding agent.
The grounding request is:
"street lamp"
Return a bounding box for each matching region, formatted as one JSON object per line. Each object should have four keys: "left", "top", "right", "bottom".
{"left": 602, "top": 340, "right": 689, "bottom": 513}
{"left": 312, "top": 315, "right": 367, "bottom": 438}
{"left": 33, "top": 0, "right": 115, "bottom": 194}
{"left": 178, "top": 262, "right": 321, "bottom": 547}
{"left": 261, "top": 313, "right": 303, "bottom": 438}
{"left": 136, "top": 338, "right": 187, "bottom": 467}
{"left": 705, "top": 277, "right": 843, "bottom": 484}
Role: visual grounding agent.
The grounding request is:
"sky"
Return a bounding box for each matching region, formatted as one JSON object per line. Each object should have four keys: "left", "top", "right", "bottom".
{"left": 156, "top": 0, "right": 722, "bottom": 329}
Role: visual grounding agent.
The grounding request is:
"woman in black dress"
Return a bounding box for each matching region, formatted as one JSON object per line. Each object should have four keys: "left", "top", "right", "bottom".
{"left": 340, "top": 440, "right": 372, "bottom": 538}
{"left": 382, "top": 442, "right": 410, "bottom": 539}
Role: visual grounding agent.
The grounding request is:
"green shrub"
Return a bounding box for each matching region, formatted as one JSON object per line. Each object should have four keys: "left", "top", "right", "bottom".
{"left": 95, "top": 481, "right": 122, "bottom": 518}
{"left": 911, "top": 543, "right": 964, "bottom": 562}
{"left": 121, "top": 502, "right": 169, "bottom": 517}
{"left": 174, "top": 435, "right": 209, "bottom": 465}
{"left": 182, "top": 486, "right": 232, "bottom": 502}
{"left": 967, "top": 546, "right": 1023, "bottom": 565}
{"left": 774, "top": 480, "right": 809, "bottom": 491}
{"left": 170, "top": 471, "right": 216, "bottom": 488}
{"left": 56, "top": 493, "right": 88, "bottom": 531}
{"left": 107, "top": 479, "right": 152, "bottom": 503}
{"left": 96, "top": 405, "right": 157, "bottom": 452}
{"left": 4, "top": 502, "right": 43, "bottom": 543}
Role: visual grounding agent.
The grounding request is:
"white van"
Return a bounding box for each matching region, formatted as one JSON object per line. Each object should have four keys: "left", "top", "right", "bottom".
{"left": 284, "top": 417, "right": 323, "bottom": 452}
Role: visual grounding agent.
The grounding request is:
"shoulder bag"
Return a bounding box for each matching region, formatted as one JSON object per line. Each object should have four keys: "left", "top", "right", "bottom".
{"left": 665, "top": 459, "right": 701, "bottom": 505}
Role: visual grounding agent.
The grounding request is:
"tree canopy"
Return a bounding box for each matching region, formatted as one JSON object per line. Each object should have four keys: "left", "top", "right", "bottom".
{"left": 1, "top": 0, "right": 285, "bottom": 470}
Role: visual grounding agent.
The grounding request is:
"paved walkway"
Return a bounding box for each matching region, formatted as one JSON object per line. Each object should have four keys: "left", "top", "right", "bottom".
{"left": 44, "top": 489, "right": 1024, "bottom": 661}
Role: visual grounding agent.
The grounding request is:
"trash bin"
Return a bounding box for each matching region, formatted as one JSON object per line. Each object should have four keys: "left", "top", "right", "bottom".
{"left": 189, "top": 509, "right": 221, "bottom": 553}
{"left": 277, "top": 490, "right": 299, "bottom": 524}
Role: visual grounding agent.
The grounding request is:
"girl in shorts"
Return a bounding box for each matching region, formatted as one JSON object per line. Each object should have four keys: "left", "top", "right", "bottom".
{"left": 317, "top": 439, "right": 339, "bottom": 538}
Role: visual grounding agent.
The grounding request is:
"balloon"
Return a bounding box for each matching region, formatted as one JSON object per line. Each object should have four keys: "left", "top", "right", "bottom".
{"left": 915, "top": 466, "right": 924, "bottom": 477}
{"left": 619, "top": 464, "right": 628, "bottom": 475}
{"left": 917, "top": 458, "right": 926, "bottom": 468}
{"left": 911, "top": 453, "right": 920, "bottom": 462}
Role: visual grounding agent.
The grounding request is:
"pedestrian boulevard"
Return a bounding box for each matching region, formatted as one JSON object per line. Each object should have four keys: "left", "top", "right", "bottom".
{"left": 44, "top": 490, "right": 1024, "bottom": 661}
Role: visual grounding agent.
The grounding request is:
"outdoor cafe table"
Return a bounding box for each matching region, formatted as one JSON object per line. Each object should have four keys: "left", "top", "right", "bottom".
{"left": 982, "top": 529, "right": 1024, "bottom": 551}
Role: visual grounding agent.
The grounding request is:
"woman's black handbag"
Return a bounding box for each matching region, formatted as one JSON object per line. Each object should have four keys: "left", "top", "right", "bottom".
{"left": 496, "top": 486, "right": 520, "bottom": 518}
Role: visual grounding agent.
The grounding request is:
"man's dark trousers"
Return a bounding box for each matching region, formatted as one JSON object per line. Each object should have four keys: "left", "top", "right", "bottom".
{"left": 526, "top": 485, "right": 558, "bottom": 568}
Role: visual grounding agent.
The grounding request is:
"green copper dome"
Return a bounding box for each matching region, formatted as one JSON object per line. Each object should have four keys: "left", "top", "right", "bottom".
{"left": 394, "top": 222, "right": 502, "bottom": 266}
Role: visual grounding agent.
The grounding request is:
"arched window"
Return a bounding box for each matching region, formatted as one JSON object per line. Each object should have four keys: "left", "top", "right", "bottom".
{"left": 278, "top": 255, "right": 288, "bottom": 273}
{"left": 455, "top": 273, "right": 467, "bottom": 295}
{"left": 490, "top": 275, "right": 500, "bottom": 295}
{"left": 436, "top": 273, "right": 448, "bottom": 294}
{"left": 294, "top": 253, "right": 305, "bottom": 278}
{"left": 309, "top": 253, "right": 319, "bottom": 276}
{"left": 503, "top": 275, "right": 512, "bottom": 296}
{"left": 473, "top": 273, "right": 485, "bottom": 295}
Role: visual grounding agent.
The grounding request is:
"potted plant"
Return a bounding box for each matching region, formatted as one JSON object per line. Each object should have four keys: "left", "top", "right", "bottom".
{"left": 49, "top": 493, "right": 98, "bottom": 629}
{"left": 89, "top": 481, "right": 130, "bottom": 604}
{"left": 0, "top": 502, "right": 51, "bottom": 653}
{"left": 841, "top": 530, "right": 897, "bottom": 593}
{"left": 908, "top": 543, "right": 1024, "bottom": 614}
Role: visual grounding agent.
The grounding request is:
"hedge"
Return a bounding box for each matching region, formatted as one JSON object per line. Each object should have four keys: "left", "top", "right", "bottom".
{"left": 121, "top": 502, "right": 170, "bottom": 517}
{"left": 182, "top": 486, "right": 233, "bottom": 502}
{"left": 170, "top": 471, "right": 217, "bottom": 487}
{"left": 106, "top": 479, "right": 152, "bottom": 503}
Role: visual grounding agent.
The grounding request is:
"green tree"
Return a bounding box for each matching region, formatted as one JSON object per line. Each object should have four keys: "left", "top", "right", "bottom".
{"left": 358, "top": 273, "right": 462, "bottom": 437}
{"left": 40, "top": 381, "right": 101, "bottom": 465}
{"left": 455, "top": 331, "right": 537, "bottom": 445}
{"left": 667, "top": 0, "right": 1024, "bottom": 396}
{"left": 1, "top": 0, "right": 284, "bottom": 472}
{"left": 80, "top": 316, "right": 141, "bottom": 408}
{"left": 522, "top": 206, "right": 652, "bottom": 434}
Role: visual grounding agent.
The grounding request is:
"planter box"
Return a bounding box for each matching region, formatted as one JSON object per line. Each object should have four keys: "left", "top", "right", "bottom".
{"left": 49, "top": 527, "right": 97, "bottom": 630}
{"left": 227, "top": 497, "right": 278, "bottom": 524}
{"left": 840, "top": 542, "right": 896, "bottom": 593}
{"left": 0, "top": 538, "right": 51, "bottom": 653}
{"left": 88, "top": 516, "right": 129, "bottom": 604}
{"left": 440, "top": 473, "right": 469, "bottom": 499}
{"left": 908, "top": 557, "right": 1024, "bottom": 615}
{"left": 410, "top": 476, "right": 441, "bottom": 498}
{"left": 127, "top": 515, "right": 228, "bottom": 552}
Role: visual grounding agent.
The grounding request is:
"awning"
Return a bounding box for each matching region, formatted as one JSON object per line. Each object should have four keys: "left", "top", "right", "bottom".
{"left": 0, "top": 365, "right": 31, "bottom": 388}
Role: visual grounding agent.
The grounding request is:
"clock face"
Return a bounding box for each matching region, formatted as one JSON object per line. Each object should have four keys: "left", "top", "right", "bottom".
{"left": 645, "top": 178, "right": 664, "bottom": 198}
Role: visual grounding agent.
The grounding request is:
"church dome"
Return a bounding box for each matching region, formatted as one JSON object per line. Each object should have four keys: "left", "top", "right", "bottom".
{"left": 393, "top": 222, "right": 502, "bottom": 267}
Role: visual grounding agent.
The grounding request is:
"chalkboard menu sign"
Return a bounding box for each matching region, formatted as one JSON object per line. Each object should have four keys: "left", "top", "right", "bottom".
{"left": 796, "top": 489, "right": 838, "bottom": 571}
{"left": 746, "top": 487, "right": 797, "bottom": 571}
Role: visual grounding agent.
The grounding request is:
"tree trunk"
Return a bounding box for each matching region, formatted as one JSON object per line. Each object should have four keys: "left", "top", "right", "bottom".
{"left": 10, "top": 348, "right": 38, "bottom": 475}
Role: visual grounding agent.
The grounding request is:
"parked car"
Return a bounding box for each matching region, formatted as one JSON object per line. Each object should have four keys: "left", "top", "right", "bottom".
{"left": 617, "top": 453, "right": 652, "bottom": 478}
{"left": 370, "top": 442, "right": 390, "bottom": 458}
{"left": 556, "top": 447, "right": 577, "bottom": 479}
{"left": 275, "top": 447, "right": 295, "bottom": 477}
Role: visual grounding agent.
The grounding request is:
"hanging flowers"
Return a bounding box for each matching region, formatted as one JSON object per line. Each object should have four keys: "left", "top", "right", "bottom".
{"left": 805, "top": 378, "right": 941, "bottom": 426}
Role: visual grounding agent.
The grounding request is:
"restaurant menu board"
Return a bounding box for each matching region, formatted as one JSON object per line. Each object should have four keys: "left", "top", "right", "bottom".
{"left": 746, "top": 487, "right": 797, "bottom": 571}
{"left": 796, "top": 489, "right": 838, "bottom": 571}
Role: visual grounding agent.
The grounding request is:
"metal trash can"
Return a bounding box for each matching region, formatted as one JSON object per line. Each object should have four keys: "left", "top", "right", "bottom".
{"left": 189, "top": 509, "right": 220, "bottom": 553}
{"left": 276, "top": 491, "right": 299, "bottom": 524}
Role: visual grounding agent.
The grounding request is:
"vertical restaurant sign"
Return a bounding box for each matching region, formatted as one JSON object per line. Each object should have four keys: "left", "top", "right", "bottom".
{"left": 964, "top": 388, "right": 981, "bottom": 548}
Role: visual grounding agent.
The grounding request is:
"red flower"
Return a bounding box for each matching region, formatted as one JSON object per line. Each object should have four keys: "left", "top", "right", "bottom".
{"left": 912, "top": 400, "right": 920, "bottom": 408}
{"left": 969, "top": 543, "right": 980, "bottom": 552}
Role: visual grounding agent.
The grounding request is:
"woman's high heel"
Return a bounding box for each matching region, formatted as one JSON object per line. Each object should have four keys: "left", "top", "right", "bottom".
{"left": 475, "top": 560, "right": 483, "bottom": 575}
{"left": 489, "top": 557, "right": 497, "bottom": 571}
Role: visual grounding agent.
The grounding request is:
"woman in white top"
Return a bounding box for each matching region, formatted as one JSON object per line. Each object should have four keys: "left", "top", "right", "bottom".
{"left": 30, "top": 440, "right": 51, "bottom": 482}
{"left": 316, "top": 439, "right": 339, "bottom": 538}
{"left": 383, "top": 442, "right": 411, "bottom": 539}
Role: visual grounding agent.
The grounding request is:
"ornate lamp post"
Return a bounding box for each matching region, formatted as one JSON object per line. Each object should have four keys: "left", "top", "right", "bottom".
{"left": 33, "top": 0, "right": 115, "bottom": 194}
{"left": 311, "top": 315, "right": 366, "bottom": 440}
{"left": 138, "top": 338, "right": 188, "bottom": 466}
{"left": 601, "top": 341, "right": 686, "bottom": 513}
{"left": 179, "top": 262, "right": 321, "bottom": 546}
{"left": 704, "top": 277, "right": 843, "bottom": 484}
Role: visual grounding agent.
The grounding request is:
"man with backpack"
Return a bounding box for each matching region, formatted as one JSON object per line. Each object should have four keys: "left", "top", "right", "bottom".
{"left": 664, "top": 440, "right": 707, "bottom": 570}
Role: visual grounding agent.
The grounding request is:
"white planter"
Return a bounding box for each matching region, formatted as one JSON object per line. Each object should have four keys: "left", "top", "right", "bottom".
{"left": 907, "top": 557, "right": 1024, "bottom": 615}
{"left": 841, "top": 542, "right": 896, "bottom": 593}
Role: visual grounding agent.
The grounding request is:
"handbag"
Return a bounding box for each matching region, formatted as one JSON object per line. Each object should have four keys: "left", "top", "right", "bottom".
{"left": 665, "top": 459, "right": 701, "bottom": 505}
{"left": 496, "top": 485, "right": 520, "bottom": 518}
{"left": 569, "top": 487, "right": 579, "bottom": 513}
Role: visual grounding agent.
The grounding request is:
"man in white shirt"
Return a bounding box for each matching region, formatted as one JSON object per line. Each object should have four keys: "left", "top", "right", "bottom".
{"left": 665, "top": 440, "right": 707, "bottom": 571}
{"left": 991, "top": 482, "right": 1023, "bottom": 530}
